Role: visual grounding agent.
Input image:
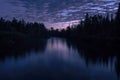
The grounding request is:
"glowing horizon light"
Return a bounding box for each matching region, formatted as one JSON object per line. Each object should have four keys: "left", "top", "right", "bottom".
{"left": 45, "top": 20, "right": 80, "bottom": 30}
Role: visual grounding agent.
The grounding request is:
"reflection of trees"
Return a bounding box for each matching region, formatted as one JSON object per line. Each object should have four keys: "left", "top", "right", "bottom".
{"left": 0, "top": 38, "right": 47, "bottom": 61}
{"left": 68, "top": 39, "right": 120, "bottom": 79}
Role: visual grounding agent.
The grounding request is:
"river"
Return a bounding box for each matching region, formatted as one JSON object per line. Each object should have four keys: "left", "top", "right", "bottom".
{"left": 0, "top": 38, "right": 119, "bottom": 80}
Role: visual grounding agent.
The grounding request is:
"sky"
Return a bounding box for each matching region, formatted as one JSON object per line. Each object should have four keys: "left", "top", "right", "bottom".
{"left": 0, "top": 0, "right": 119, "bottom": 29}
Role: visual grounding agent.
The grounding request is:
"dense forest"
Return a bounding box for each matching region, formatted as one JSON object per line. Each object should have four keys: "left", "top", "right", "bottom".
{"left": 0, "top": 18, "right": 48, "bottom": 40}
{"left": 50, "top": 3, "right": 120, "bottom": 40}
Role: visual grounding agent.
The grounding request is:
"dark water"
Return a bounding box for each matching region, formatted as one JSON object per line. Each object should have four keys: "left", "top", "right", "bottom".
{"left": 0, "top": 38, "right": 119, "bottom": 80}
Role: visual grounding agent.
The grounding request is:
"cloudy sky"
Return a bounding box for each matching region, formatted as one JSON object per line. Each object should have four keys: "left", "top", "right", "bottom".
{"left": 0, "top": 0, "right": 119, "bottom": 28}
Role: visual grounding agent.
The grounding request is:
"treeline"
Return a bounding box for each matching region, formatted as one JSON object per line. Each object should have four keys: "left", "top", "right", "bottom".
{"left": 50, "top": 3, "right": 120, "bottom": 40}
{"left": 1, "top": 4, "right": 120, "bottom": 40}
{"left": 0, "top": 18, "right": 48, "bottom": 39}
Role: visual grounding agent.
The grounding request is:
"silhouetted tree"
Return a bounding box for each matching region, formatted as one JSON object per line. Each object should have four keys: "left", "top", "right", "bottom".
{"left": 0, "top": 17, "right": 49, "bottom": 39}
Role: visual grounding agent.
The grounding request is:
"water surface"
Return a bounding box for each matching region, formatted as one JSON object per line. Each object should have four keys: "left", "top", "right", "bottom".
{"left": 0, "top": 38, "right": 119, "bottom": 80}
